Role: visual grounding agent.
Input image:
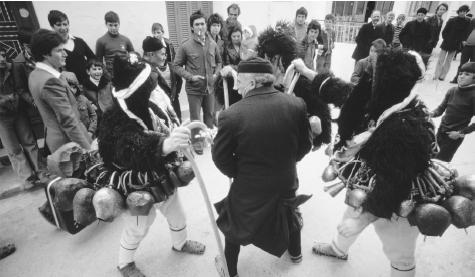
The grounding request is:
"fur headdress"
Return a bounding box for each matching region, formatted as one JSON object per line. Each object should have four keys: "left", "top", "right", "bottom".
{"left": 112, "top": 55, "right": 157, "bottom": 130}
{"left": 256, "top": 25, "right": 297, "bottom": 70}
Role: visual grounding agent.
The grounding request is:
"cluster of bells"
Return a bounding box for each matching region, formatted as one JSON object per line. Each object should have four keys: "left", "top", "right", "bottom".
{"left": 322, "top": 154, "right": 475, "bottom": 237}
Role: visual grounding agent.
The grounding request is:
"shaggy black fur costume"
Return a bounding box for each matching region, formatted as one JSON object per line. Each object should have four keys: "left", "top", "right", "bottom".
{"left": 98, "top": 56, "right": 168, "bottom": 172}
{"left": 257, "top": 26, "right": 352, "bottom": 148}
{"left": 347, "top": 49, "right": 434, "bottom": 219}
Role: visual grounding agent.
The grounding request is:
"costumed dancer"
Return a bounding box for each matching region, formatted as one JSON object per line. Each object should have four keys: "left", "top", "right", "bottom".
{"left": 256, "top": 25, "right": 351, "bottom": 149}
{"left": 295, "top": 49, "right": 433, "bottom": 277}
{"left": 98, "top": 56, "right": 205, "bottom": 277}
{"left": 212, "top": 57, "right": 313, "bottom": 277}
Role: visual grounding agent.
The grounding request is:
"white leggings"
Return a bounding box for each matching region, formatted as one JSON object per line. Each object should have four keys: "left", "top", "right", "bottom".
{"left": 332, "top": 206, "right": 419, "bottom": 277}
{"left": 118, "top": 191, "right": 187, "bottom": 267}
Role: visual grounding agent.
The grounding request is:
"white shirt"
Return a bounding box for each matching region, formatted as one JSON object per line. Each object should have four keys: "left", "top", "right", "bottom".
{"left": 36, "top": 62, "right": 61, "bottom": 79}
{"left": 64, "top": 35, "right": 75, "bottom": 52}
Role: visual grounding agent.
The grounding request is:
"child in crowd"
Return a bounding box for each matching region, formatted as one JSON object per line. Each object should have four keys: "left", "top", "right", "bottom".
{"left": 95, "top": 11, "right": 134, "bottom": 77}
{"left": 65, "top": 73, "right": 97, "bottom": 139}
{"left": 392, "top": 14, "right": 406, "bottom": 49}
{"left": 430, "top": 62, "right": 475, "bottom": 162}
{"left": 317, "top": 14, "right": 336, "bottom": 72}
{"left": 151, "top": 22, "right": 176, "bottom": 63}
{"left": 299, "top": 20, "right": 321, "bottom": 71}
{"left": 82, "top": 59, "right": 114, "bottom": 121}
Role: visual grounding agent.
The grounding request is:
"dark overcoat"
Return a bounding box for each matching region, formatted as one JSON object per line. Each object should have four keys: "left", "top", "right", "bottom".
{"left": 352, "top": 22, "right": 384, "bottom": 61}
{"left": 212, "top": 85, "right": 312, "bottom": 257}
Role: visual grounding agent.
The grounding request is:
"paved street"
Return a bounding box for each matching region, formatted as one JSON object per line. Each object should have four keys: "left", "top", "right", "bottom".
{"left": 1, "top": 44, "right": 474, "bottom": 277}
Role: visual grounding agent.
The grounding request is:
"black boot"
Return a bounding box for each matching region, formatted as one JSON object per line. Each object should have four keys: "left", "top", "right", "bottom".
{"left": 0, "top": 242, "right": 16, "bottom": 260}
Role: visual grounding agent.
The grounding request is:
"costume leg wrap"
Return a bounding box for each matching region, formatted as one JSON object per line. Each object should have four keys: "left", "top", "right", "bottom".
{"left": 158, "top": 191, "right": 187, "bottom": 250}
{"left": 332, "top": 206, "right": 369, "bottom": 255}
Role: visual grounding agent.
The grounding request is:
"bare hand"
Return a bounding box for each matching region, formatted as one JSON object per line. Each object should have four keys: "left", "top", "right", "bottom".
{"left": 191, "top": 75, "right": 205, "bottom": 82}
{"left": 291, "top": 59, "right": 307, "bottom": 74}
{"left": 337, "top": 217, "right": 370, "bottom": 238}
{"left": 162, "top": 127, "right": 191, "bottom": 155}
{"left": 220, "top": 65, "right": 235, "bottom": 77}
{"left": 447, "top": 131, "right": 464, "bottom": 140}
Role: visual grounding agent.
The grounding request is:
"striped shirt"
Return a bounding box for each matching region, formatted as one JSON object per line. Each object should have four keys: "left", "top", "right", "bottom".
{"left": 393, "top": 25, "right": 403, "bottom": 44}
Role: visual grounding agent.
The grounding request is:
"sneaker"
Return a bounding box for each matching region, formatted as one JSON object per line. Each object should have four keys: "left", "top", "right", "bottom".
{"left": 117, "top": 262, "right": 146, "bottom": 277}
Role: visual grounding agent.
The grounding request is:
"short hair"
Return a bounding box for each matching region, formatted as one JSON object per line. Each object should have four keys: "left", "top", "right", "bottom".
{"left": 86, "top": 58, "right": 104, "bottom": 70}
{"left": 458, "top": 5, "right": 470, "bottom": 14}
{"left": 324, "top": 14, "right": 336, "bottom": 22}
{"left": 151, "top": 23, "right": 164, "bottom": 33}
{"left": 207, "top": 13, "right": 224, "bottom": 32}
{"left": 240, "top": 72, "right": 275, "bottom": 86}
{"left": 386, "top": 11, "right": 395, "bottom": 18}
{"left": 227, "top": 23, "right": 242, "bottom": 42}
{"left": 371, "top": 10, "right": 381, "bottom": 17}
{"left": 307, "top": 20, "right": 321, "bottom": 33}
{"left": 296, "top": 7, "right": 308, "bottom": 18}
{"left": 397, "top": 14, "right": 406, "bottom": 21}
{"left": 189, "top": 10, "right": 206, "bottom": 29}
{"left": 227, "top": 3, "right": 240, "bottom": 16}
{"left": 47, "top": 10, "right": 68, "bottom": 27}
{"left": 416, "top": 8, "right": 428, "bottom": 15}
{"left": 436, "top": 3, "right": 449, "bottom": 12}
{"left": 371, "top": 38, "right": 387, "bottom": 51}
{"left": 104, "top": 11, "right": 120, "bottom": 23}
{"left": 30, "top": 29, "right": 63, "bottom": 62}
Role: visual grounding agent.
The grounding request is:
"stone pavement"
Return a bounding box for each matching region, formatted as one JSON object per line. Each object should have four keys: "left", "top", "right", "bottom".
{"left": 1, "top": 44, "right": 474, "bottom": 276}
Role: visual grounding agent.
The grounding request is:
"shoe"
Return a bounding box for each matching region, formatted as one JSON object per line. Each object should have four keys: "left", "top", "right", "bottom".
{"left": 0, "top": 242, "right": 16, "bottom": 260}
{"left": 23, "top": 175, "right": 38, "bottom": 190}
{"left": 289, "top": 253, "right": 303, "bottom": 264}
{"left": 312, "top": 242, "right": 348, "bottom": 260}
{"left": 117, "top": 262, "right": 146, "bottom": 277}
{"left": 38, "top": 201, "right": 56, "bottom": 226}
{"left": 438, "top": 77, "right": 444, "bottom": 81}
{"left": 172, "top": 240, "right": 206, "bottom": 255}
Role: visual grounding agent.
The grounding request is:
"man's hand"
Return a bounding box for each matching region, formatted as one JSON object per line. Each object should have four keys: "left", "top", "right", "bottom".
{"left": 220, "top": 65, "right": 235, "bottom": 77}
{"left": 447, "top": 131, "right": 465, "bottom": 140}
{"left": 162, "top": 127, "right": 191, "bottom": 155}
{"left": 291, "top": 58, "right": 307, "bottom": 74}
{"left": 191, "top": 75, "right": 205, "bottom": 82}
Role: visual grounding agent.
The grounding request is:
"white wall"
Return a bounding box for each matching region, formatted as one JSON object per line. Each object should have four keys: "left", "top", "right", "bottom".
{"left": 213, "top": 1, "right": 332, "bottom": 34}
{"left": 32, "top": 1, "right": 168, "bottom": 55}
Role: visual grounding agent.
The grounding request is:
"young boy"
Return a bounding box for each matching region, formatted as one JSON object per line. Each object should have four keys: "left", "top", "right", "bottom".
{"left": 392, "top": 14, "right": 406, "bottom": 49}
{"left": 95, "top": 11, "right": 134, "bottom": 77}
{"left": 151, "top": 22, "right": 175, "bottom": 63}
{"left": 82, "top": 58, "right": 114, "bottom": 120}
{"left": 431, "top": 62, "right": 475, "bottom": 162}
{"left": 65, "top": 73, "right": 97, "bottom": 139}
{"left": 299, "top": 20, "right": 321, "bottom": 71}
{"left": 317, "top": 14, "right": 336, "bottom": 72}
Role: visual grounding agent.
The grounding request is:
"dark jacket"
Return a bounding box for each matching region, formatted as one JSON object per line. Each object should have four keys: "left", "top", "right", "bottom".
{"left": 212, "top": 85, "right": 312, "bottom": 256}
{"left": 173, "top": 34, "right": 222, "bottom": 95}
{"left": 381, "top": 22, "right": 395, "bottom": 46}
{"left": 399, "top": 19, "right": 432, "bottom": 53}
{"left": 154, "top": 62, "right": 183, "bottom": 102}
{"left": 65, "top": 36, "right": 96, "bottom": 84}
{"left": 440, "top": 16, "right": 471, "bottom": 51}
{"left": 352, "top": 22, "right": 384, "bottom": 61}
{"left": 163, "top": 37, "right": 176, "bottom": 64}
{"left": 82, "top": 75, "right": 114, "bottom": 118}
{"left": 12, "top": 52, "right": 36, "bottom": 107}
{"left": 0, "top": 65, "right": 18, "bottom": 116}
{"left": 426, "top": 15, "right": 444, "bottom": 49}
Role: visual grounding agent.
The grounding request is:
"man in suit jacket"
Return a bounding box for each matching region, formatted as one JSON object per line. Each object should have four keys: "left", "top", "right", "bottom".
{"left": 352, "top": 10, "right": 385, "bottom": 63}
{"left": 212, "top": 57, "right": 312, "bottom": 277}
{"left": 28, "top": 29, "right": 91, "bottom": 153}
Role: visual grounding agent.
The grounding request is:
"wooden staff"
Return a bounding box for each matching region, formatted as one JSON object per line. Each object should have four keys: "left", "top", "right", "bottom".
{"left": 182, "top": 121, "right": 230, "bottom": 277}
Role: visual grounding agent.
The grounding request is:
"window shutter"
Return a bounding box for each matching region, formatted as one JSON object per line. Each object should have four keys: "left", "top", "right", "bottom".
{"left": 166, "top": 1, "right": 213, "bottom": 49}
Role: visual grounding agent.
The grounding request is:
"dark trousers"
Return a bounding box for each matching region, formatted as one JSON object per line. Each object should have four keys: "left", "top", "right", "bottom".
{"left": 224, "top": 230, "right": 301, "bottom": 277}
{"left": 453, "top": 45, "right": 475, "bottom": 81}
{"left": 436, "top": 130, "right": 464, "bottom": 162}
{"left": 186, "top": 93, "right": 214, "bottom": 128}
{"left": 171, "top": 96, "right": 181, "bottom": 122}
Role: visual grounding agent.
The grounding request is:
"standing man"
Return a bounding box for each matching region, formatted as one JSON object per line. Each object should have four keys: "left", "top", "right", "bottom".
{"left": 173, "top": 10, "right": 222, "bottom": 129}
{"left": 399, "top": 8, "right": 432, "bottom": 66}
{"left": 434, "top": 5, "right": 471, "bottom": 81}
{"left": 292, "top": 7, "right": 308, "bottom": 42}
{"left": 212, "top": 57, "right": 313, "bottom": 277}
{"left": 47, "top": 10, "right": 96, "bottom": 84}
{"left": 28, "top": 29, "right": 91, "bottom": 153}
{"left": 317, "top": 14, "right": 337, "bottom": 72}
{"left": 352, "top": 10, "right": 384, "bottom": 63}
{"left": 426, "top": 3, "right": 448, "bottom": 55}
{"left": 223, "top": 3, "right": 242, "bottom": 42}
{"left": 381, "top": 11, "right": 395, "bottom": 46}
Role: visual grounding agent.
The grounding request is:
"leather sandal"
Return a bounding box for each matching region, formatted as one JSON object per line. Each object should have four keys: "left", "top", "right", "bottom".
{"left": 172, "top": 240, "right": 206, "bottom": 255}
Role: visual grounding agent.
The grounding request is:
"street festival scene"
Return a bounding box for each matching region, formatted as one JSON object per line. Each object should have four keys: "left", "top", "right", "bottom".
{"left": 1, "top": 1, "right": 475, "bottom": 276}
